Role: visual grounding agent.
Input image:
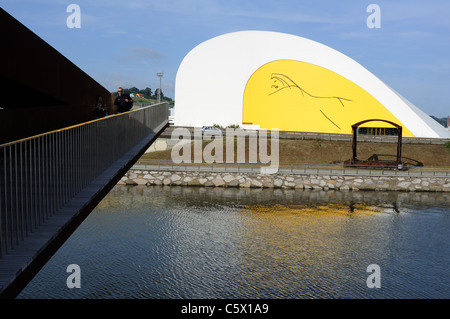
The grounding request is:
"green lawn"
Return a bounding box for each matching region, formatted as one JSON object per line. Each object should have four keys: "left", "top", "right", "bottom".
{"left": 140, "top": 138, "right": 450, "bottom": 167}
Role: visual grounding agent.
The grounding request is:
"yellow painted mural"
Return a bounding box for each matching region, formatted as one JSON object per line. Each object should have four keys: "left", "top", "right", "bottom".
{"left": 242, "top": 60, "right": 414, "bottom": 136}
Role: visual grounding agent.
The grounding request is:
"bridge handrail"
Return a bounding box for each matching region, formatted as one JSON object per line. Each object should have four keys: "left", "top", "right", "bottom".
{"left": 0, "top": 103, "right": 168, "bottom": 258}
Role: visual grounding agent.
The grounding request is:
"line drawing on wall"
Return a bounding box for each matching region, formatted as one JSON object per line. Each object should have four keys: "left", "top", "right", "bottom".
{"left": 269, "top": 73, "right": 353, "bottom": 130}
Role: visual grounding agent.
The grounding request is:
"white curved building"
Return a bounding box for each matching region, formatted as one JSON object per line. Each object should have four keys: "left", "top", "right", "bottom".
{"left": 174, "top": 30, "right": 449, "bottom": 138}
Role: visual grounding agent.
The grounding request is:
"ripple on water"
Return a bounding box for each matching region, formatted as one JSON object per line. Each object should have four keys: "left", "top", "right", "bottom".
{"left": 17, "top": 187, "right": 450, "bottom": 299}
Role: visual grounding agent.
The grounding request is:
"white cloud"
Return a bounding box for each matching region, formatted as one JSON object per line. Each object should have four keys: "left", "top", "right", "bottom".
{"left": 97, "top": 72, "right": 135, "bottom": 91}
{"left": 410, "top": 63, "right": 450, "bottom": 71}
{"left": 116, "top": 46, "right": 164, "bottom": 62}
{"left": 398, "top": 31, "right": 435, "bottom": 38}
{"left": 380, "top": 1, "right": 450, "bottom": 27}
{"left": 226, "top": 6, "right": 340, "bottom": 24}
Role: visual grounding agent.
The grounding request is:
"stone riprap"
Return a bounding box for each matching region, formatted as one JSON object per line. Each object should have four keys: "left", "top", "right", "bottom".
{"left": 119, "top": 169, "right": 450, "bottom": 192}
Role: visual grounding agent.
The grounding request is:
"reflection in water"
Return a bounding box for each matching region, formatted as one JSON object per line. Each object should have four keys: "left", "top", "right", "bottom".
{"left": 18, "top": 186, "right": 450, "bottom": 299}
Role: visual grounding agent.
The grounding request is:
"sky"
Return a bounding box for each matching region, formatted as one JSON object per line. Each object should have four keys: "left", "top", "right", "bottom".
{"left": 1, "top": 0, "right": 449, "bottom": 117}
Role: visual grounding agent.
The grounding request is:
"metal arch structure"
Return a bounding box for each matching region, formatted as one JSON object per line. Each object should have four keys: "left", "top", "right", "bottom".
{"left": 345, "top": 119, "right": 404, "bottom": 169}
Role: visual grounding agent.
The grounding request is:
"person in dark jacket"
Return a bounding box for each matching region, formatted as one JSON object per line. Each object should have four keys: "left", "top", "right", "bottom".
{"left": 114, "top": 87, "right": 134, "bottom": 113}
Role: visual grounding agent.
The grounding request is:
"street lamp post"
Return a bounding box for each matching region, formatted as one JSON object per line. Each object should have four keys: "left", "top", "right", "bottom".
{"left": 157, "top": 72, "right": 163, "bottom": 102}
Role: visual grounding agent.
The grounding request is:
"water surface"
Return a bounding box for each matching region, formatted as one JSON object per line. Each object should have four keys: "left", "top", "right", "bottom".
{"left": 18, "top": 186, "right": 450, "bottom": 299}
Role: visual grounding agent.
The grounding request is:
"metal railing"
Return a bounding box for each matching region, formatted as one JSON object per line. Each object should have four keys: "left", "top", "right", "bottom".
{"left": 161, "top": 127, "right": 450, "bottom": 145}
{"left": 134, "top": 159, "right": 450, "bottom": 177}
{"left": 0, "top": 103, "right": 168, "bottom": 258}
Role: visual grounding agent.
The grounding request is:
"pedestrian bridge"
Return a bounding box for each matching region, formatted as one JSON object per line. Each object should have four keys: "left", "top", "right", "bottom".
{"left": 0, "top": 103, "right": 169, "bottom": 298}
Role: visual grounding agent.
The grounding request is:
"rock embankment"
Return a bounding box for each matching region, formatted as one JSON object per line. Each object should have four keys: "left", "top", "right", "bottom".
{"left": 119, "top": 169, "right": 450, "bottom": 192}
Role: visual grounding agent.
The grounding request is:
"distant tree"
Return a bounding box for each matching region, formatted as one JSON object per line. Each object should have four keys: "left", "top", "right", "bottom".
{"left": 112, "top": 87, "right": 172, "bottom": 101}
{"left": 154, "top": 88, "right": 164, "bottom": 100}
{"left": 430, "top": 115, "right": 447, "bottom": 127}
{"left": 143, "top": 87, "right": 153, "bottom": 99}
{"left": 129, "top": 86, "right": 139, "bottom": 94}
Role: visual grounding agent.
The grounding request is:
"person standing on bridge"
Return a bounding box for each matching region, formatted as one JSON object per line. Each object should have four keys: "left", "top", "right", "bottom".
{"left": 93, "top": 95, "right": 107, "bottom": 118}
{"left": 114, "top": 87, "right": 134, "bottom": 113}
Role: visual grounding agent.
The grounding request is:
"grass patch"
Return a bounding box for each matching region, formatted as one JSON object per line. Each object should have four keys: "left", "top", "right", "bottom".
{"left": 140, "top": 138, "right": 450, "bottom": 167}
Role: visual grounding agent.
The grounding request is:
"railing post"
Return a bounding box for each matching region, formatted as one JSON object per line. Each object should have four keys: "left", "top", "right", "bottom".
{"left": 0, "top": 103, "right": 169, "bottom": 260}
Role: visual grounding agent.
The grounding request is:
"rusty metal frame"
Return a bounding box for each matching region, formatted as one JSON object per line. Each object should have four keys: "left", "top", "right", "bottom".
{"left": 346, "top": 119, "right": 403, "bottom": 168}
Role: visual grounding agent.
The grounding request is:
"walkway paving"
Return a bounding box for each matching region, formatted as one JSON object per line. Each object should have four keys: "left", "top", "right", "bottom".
{"left": 132, "top": 163, "right": 450, "bottom": 178}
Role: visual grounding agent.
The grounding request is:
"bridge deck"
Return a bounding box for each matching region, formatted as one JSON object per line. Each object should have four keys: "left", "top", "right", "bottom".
{"left": 0, "top": 107, "right": 168, "bottom": 298}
